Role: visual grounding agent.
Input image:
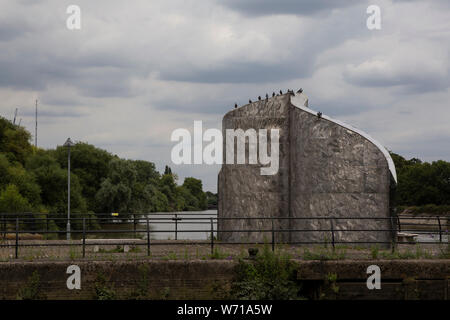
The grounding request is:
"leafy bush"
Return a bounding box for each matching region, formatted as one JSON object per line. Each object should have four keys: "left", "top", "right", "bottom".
{"left": 230, "top": 245, "right": 302, "bottom": 300}
{"left": 93, "top": 273, "right": 116, "bottom": 300}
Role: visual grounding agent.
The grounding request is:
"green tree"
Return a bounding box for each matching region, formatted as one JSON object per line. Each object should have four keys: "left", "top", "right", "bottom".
{"left": 160, "top": 173, "right": 178, "bottom": 211}
{"left": 205, "top": 191, "right": 218, "bottom": 209}
{"left": 6, "top": 165, "right": 41, "bottom": 208}
{"left": 147, "top": 185, "right": 169, "bottom": 212}
{"left": 182, "top": 177, "right": 207, "bottom": 210}
{"left": 0, "top": 184, "right": 31, "bottom": 213}
{"left": 133, "top": 160, "right": 160, "bottom": 184}
{"left": 95, "top": 158, "right": 136, "bottom": 214}
{"left": 177, "top": 186, "right": 199, "bottom": 211}
{"left": 53, "top": 142, "right": 113, "bottom": 211}
{"left": 0, "top": 116, "right": 33, "bottom": 165}
{"left": 26, "top": 151, "right": 86, "bottom": 214}
{"left": 391, "top": 152, "right": 450, "bottom": 206}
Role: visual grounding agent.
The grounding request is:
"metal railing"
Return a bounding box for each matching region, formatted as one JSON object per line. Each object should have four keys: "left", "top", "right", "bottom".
{"left": 0, "top": 213, "right": 448, "bottom": 259}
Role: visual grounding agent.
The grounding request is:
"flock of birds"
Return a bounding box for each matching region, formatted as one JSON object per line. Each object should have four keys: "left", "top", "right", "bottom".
{"left": 233, "top": 88, "right": 323, "bottom": 119}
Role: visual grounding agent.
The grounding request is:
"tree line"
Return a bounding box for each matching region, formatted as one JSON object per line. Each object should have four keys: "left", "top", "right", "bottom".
{"left": 0, "top": 116, "right": 217, "bottom": 219}
{"left": 390, "top": 152, "right": 450, "bottom": 211}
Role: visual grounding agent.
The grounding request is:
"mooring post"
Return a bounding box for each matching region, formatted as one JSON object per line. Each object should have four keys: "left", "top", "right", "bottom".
{"left": 271, "top": 219, "right": 275, "bottom": 252}
{"left": 437, "top": 216, "right": 442, "bottom": 243}
{"left": 330, "top": 218, "right": 335, "bottom": 251}
{"left": 15, "top": 217, "right": 19, "bottom": 259}
{"left": 210, "top": 217, "right": 214, "bottom": 255}
{"left": 82, "top": 218, "right": 86, "bottom": 258}
{"left": 146, "top": 217, "right": 150, "bottom": 256}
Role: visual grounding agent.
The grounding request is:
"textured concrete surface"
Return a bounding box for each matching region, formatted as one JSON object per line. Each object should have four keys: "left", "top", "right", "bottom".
{"left": 0, "top": 260, "right": 236, "bottom": 300}
{"left": 218, "top": 93, "right": 395, "bottom": 245}
{"left": 0, "top": 259, "right": 447, "bottom": 300}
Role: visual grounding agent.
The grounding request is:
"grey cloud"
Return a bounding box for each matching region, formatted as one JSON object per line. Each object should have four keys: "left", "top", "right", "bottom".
{"left": 41, "top": 95, "right": 82, "bottom": 107}
{"left": 215, "top": 0, "right": 360, "bottom": 16}
{"left": 0, "top": 50, "right": 142, "bottom": 97}
{"left": 154, "top": 98, "right": 231, "bottom": 115}
{"left": 343, "top": 67, "right": 450, "bottom": 93}
{"left": 21, "top": 109, "right": 87, "bottom": 118}
{"left": 159, "top": 60, "right": 313, "bottom": 84}
{"left": 393, "top": 134, "right": 450, "bottom": 162}
{"left": 0, "top": 21, "right": 32, "bottom": 42}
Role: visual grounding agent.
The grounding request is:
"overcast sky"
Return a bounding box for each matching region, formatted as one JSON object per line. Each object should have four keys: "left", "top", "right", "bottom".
{"left": 0, "top": 0, "right": 449, "bottom": 192}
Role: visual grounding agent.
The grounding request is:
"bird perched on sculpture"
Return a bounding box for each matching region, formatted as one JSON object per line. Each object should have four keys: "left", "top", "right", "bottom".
{"left": 258, "top": 96, "right": 261, "bottom": 101}
{"left": 265, "top": 93, "right": 269, "bottom": 100}
{"left": 249, "top": 99, "right": 252, "bottom": 104}
{"left": 317, "top": 112, "right": 322, "bottom": 119}
{"left": 234, "top": 103, "right": 238, "bottom": 109}
{"left": 279, "top": 90, "right": 283, "bottom": 95}
{"left": 297, "top": 88, "right": 303, "bottom": 94}
{"left": 272, "top": 92, "right": 276, "bottom": 97}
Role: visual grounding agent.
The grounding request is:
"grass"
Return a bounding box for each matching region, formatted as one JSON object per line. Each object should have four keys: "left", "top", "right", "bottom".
{"left": 162, "top": 251, "right": 178, "bottom": 260}
{"left": 98, "top": 245, "right": 123, "bottom": 253}
{"left": 379, "top": 246, "right": 433, "bottom": 259}
{"left": 301, "top": 246, "right": 347, "bottom": 260}
{"left": 209, "top": 248, "right": 228, "bottom": 259}
{"left": 370, "top": 245, "right": 380, "bottom": 259}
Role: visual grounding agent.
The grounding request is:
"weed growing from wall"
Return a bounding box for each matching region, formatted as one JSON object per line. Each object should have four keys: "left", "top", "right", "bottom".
{"left": 17, "top": 270, "right": 46, "bottom": 300}
{"left": 230, "top": 245, "right": 302, "bottom": 300}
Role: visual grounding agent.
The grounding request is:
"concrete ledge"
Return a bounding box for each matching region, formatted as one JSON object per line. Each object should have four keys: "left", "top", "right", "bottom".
{"left": 295, "top": 259, "right": 450, "bottom": 280}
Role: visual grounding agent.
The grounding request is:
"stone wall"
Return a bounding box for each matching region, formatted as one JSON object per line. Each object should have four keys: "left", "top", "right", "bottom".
{"left": 218, "top": 93, "right": 395, "bottom": 245}
{"left": 0, "top": 260, "right": 448, "bottom": 300}
{"left": 0, "top": 260, "right": 235, "bottom": 300}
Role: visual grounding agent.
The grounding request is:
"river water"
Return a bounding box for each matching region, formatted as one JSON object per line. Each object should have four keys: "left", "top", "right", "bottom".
{"left": 100, "top": 210, "right": 448, "bottom": 243}
{"left": 140, "top": 210, "right": 217, "bottom": 240}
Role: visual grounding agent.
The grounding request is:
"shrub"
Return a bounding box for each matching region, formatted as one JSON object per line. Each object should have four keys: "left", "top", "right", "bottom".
{"left": 230, "top": 245, "right": 302, "bottom": 300}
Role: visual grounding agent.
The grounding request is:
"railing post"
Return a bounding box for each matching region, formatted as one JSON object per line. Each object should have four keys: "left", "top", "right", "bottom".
{"left": 82, "top": 218, "right": 86, "bottom": 258}
{"left": 390, "top": 216, "right": 396, "bottom": 253}
{"left": 133, "top": 214, "right": 136, "bottom": 239}
{"left": 15, "top": 217, "right": 19, "bottom": 259}
{"left": 271, "top": 219, "right": 275, "bottom": 252}
{"left": 330, "top": 218, "right": 335, "bottom": 251}
{"left": 437, "top": 216, "right": 442, "bottom": 243}
{"left": 175, "top": 214, "right": 178, "bottom": 240}
{"left": 210, "top": 217, "right": 214, "bottom": 255}
{"left": 146, "top": 217, "right": 150, "bottom": 256}
{"left": 397, "top": 216, "right": 401, "bottom": 233}
{"left": 2, "top": 215, "right": 5, "bottom": 240}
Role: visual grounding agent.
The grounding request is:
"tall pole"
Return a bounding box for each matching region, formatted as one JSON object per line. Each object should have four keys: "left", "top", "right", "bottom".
{"left": 64, "top": 138, "right": 74, "bottom": 240}
{"left": 35, "top": 100, "right": 38, "bottom": 148}
{"left": 67, "top": 144, "right": 71, "bottom": 241}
